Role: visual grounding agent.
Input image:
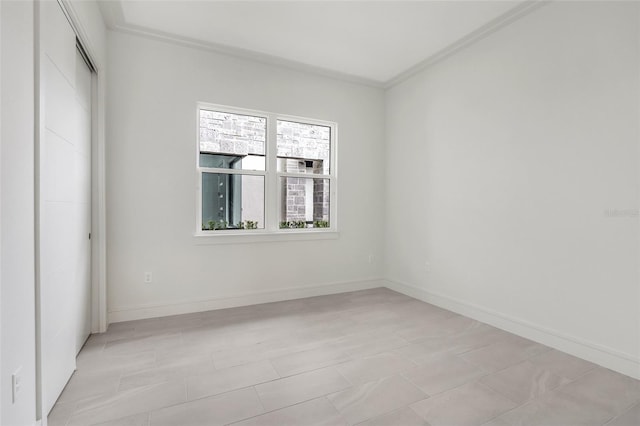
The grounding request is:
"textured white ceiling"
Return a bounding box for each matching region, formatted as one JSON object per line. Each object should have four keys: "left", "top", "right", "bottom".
{"left": 100, "top": 0, "right": 528, "bottom": 85}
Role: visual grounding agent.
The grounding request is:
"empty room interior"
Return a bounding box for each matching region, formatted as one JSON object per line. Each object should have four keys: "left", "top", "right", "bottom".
{"left": 1, "top": 0, "right": 640, "bottom": 425}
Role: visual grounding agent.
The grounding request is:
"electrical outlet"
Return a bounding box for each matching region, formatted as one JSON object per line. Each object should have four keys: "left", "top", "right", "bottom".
{"left": 144, "top": 272, "right": 152, "bottom": 283}
{"left": 425, "top": 261, "right": 431, "bottom": 272}
{"left": 12, "top": 367, "right": 22, "bottom": 404}
{"left": 368, "top": 254, "right": 374, "bottom": 264}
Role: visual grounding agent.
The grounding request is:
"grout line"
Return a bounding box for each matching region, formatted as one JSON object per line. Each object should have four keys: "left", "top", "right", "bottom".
{"left": 603, "top": 400, "right": 640, "bottom": 426}
{"left": 225, "top": 395, "right": 338, "bottom": 426}
{"left": 249, "top": 385, "right": 267, "bottom": 419}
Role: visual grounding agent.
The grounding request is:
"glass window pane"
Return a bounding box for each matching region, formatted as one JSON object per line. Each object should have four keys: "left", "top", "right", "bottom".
{"left": 200, "top": 110, "right": 266, "bottom": 170}
{"left": 277, "top": 120, "right": 330, "bottom": 174}
{"left": 279, "top": 177, "right": 330, "bottom": 229}
{"left": 202, "top": 173, "right": 264, "bottom": 230}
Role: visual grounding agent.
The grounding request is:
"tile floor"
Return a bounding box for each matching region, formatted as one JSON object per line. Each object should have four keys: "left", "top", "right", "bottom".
{"left": 48, "top": 288, "right": 640, "bottom": 426}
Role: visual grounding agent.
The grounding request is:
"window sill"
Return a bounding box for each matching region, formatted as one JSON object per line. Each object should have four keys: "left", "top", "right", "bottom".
{"left": 193, "top": 230, "right": 340, "bottom": 245}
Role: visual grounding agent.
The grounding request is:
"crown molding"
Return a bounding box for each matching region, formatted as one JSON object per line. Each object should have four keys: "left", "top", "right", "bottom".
{"left": 107, "top": 22, "right": 385, "bottom": 88}
{"left": 384, "top": 0, "right": 549, "bottom": 89}
{"left": 99, "top": 0, "right": 547, "bottom": 91}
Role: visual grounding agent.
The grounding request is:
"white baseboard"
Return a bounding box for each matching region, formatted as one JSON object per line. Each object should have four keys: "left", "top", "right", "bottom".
{"left": 384, "top": 279, "right": 640, "bottom": 380}
{"left": 108, "top": 278, "right": 385, "bottom": 323}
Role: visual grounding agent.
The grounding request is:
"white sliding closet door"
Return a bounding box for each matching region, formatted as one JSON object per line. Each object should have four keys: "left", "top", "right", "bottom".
{"left": 39, "top": 0, "right": 92, "bottom": 415}
{"left": 73, "top": 47, "right": 92, "bottom": 353}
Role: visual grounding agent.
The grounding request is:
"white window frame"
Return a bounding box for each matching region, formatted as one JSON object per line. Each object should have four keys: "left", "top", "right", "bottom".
{"left": 195, "top": 102, "right": 338, "bottom": 242}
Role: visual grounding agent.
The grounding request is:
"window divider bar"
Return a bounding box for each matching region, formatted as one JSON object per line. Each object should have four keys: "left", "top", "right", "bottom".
{"left": 277, "top": 173, "right": 332, "bottom": 179}
{"left": 199, "top": 167, "right": 266, "bottom": 176}
{"left": 266, "top": 113, "right": 278, "bottom": 232}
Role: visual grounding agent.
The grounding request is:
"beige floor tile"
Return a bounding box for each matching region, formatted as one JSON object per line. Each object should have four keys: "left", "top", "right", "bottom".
{"left": 411, "top": 382, "right": 517, "bottom": 426}
{"left": 357, "top": 407, "right": 430, "bottom": 426}
{"left": 57, "top": 370, "right": 121, "bottom": 404}
{"left": 80, "top": 335, "right": 108, "bottom": 354}
{"left": 67, "top": 380, "right": 186, "bottom": 426}
{"left": 528, "top": 349, "right": 598, "bottom": 380}
{"left": 94, "top": 413, "right": 150, "bottom": 426}
{"left": 153, "top": 344, "right": 219, "bottom": 365}
{"left": 196, "top": 324, "right": 293, "bottom": 349}
{"left": 398, "top": 325, "right": 502, "bottom": 362}
{"left": 479, "top": 361, "right": 569, "bottom": 404}
{"left": 397, "top": 315, "right": 480, "bottom": 341}
{"left": 402, "top": 354, "right": 486, "bottom": 395}
{"left": 347, "top": 305, "right": 401, "bottom": 324}
{"left": 480, "top": 417, "right": 512, "bottom": 426}
{"left": 128, "top": 313, "right": 205, "bottom": 337}
{"left": 392, "top": 301, "right": 457, "bottom": 323}
{"left": 343, "top": 334, "right": 409, "bottom": 358}
{"left": 496, "top": 390, "right": 616, "bottom": 426}
{"left": 606, "top": 402, "right": 640, "bottom": 426}
{"left": 554, "top": 368, "right": 640, "bottom": 418}
{"left": 180, "top": 327, "right": 233, "bottom": 348}
{"left": 211, "top": 334, "right": 325, "bottom": 370}
{"left": 295, "top": 315, "right": 359, "bottom": 338}
{"left": 439, "top": 324, "right": 510, "bottom": 355}
{"left": 187, "top": 360, "right": 279, "bottom": 400}
{"left": 393, "top": 340, "right": 450, "bottom": 364}
{"left": 149, "top": 387, "right": 263, "bottom": 426}
{"left": 211, "top": 340, "right": 293, "bottom": 370}
{"left": 75, "top": 349, "right": 157, "bottom": 378}
{"left": 53, "top": 290, "right": 640, "bottom": 426}
{"left": 47, "top": 400, "right": 77, "bottom": 426}
{"left": 328, "top": 375, "right": 426, "bottom": 425}
{"left": 230, "top": 397, "right": 348, "bottom": 426}
{"left": 331, "top": 330, "right": 399, "bottom": 351}
{"left": 338, "top": 316, "right": 413, "bottom": 337}
{"left": 90, "top": 325, "right": 137, "bottom": 344}
{"left": 103, "top": 333, "right": 183, "bottom": 357}
{"left": 497, "top": 369, "right": 640, "bottom": 426}
{"left": 256, "top": 366, "right": 351, "bottom": 412}
{"left": 270, "top": 345, "right": 352, "bottom": 377}
{"left": 336, "top": 352, "right": 417, "bottom": 385}
{"left": 461, "top": 336, "right": 551, "bottom": 373}
{"left": 119, "top": 356, "right": 216, "bottom": 392}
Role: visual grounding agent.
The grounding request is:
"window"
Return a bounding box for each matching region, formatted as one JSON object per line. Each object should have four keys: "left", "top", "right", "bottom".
{"left": 197, "top": 103, "right": 336, "bottom": 235}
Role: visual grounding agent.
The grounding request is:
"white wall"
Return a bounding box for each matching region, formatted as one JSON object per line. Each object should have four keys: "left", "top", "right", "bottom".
{"left": 385, "top": 1, "right": 640, "bottom": 378}
{"left": 106, "top": 31, "right": 386, "bottom": 322}
{"left": 1, "top": 1, "right": 36, "bottom": 424}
